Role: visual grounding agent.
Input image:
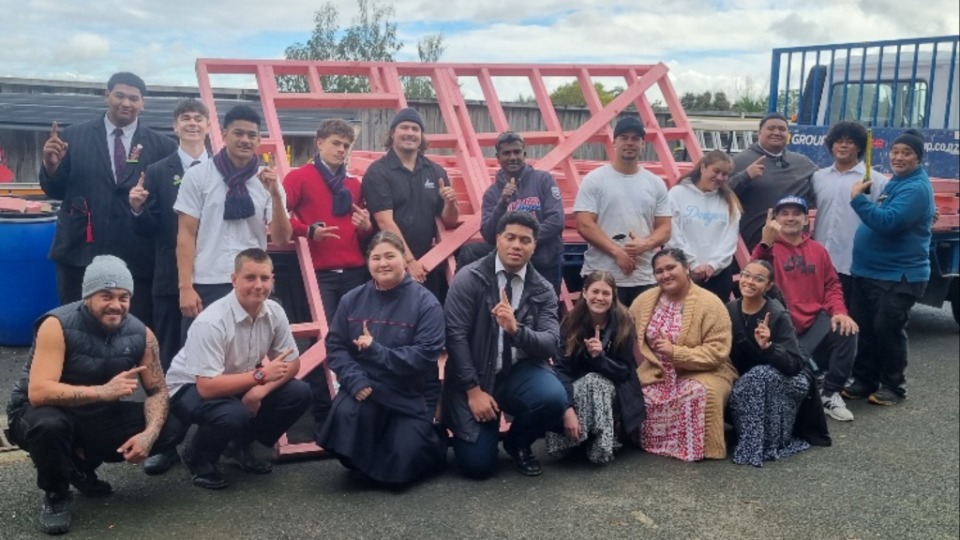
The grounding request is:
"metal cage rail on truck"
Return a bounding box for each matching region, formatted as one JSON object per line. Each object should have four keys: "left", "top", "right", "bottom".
{"left": 767, "top": 36, "right": 960, "bottom": 323}
{"left": 195, "top": 59, "right": 703, "bottom": 457}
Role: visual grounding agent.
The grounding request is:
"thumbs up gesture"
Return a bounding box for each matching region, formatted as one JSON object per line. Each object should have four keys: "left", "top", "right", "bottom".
{"left": 501, "top": 177, "right": 518, "bottom": 202}
{"left": 760, "top": 208, "right": 782, "bottom": 246}
{"left": 584, "top": 325, "right": 603, "bottom": 358}
{"left": 438, "top": 176, "right": 458, "bottom": 204}
{"left": 624, "top": 230, "right": 648, "bottom": 257}
{"left": 129, "top": 172, "right": 149, "bottom": 212}
{"left": 43, "top": 121, "right": 69, "bottom": 175}
{"left": 257, "top": 153, "right": 281, "bottom": 196}
{"left": 650, "top": 331, "right": 674, "bottom": 358}
{"left": 350, "top": 203, "right": 371, "bottom": 232}
{"left": 353, "top": 320, "right": 374, "bottom": 351}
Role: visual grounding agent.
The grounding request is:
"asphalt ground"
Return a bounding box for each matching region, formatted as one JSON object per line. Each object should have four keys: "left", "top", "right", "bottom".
{"left": 0, "top": 304, "right": 957, "bottom": 540}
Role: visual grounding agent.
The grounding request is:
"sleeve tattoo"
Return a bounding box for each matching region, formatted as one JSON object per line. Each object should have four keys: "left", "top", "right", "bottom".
{"left": 141, "top": 335, "right": 169, "bottom": 444}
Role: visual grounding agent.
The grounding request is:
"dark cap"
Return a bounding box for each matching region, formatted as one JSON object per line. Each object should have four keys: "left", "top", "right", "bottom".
{"left": 892, "top": 129, "right": 925, "bottom": 160}
{"left": 774, "top": 195, "right": 809, "bottom": 214}
{"left": 613, "top": 116, "right": 646, "bottom": 138}
{"left": 390, "top": 108, "right": 424, "bottom": 131}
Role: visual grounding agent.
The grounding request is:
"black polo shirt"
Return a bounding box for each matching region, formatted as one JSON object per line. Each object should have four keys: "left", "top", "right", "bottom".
{"left": 362, "top": 149, "right": 449, "bottom": 258}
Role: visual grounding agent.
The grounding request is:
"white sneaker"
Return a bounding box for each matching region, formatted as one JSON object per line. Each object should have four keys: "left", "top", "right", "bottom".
{"left": 822, "top": 392, "right": 854, "bottom": 422}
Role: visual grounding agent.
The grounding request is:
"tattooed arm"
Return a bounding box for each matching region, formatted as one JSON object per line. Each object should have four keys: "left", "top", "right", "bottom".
{"left": 27, "top": 317, "right": 129, "bottom": 407}
{"left": 117, "top": 329, "right": 170, "bottom": 463}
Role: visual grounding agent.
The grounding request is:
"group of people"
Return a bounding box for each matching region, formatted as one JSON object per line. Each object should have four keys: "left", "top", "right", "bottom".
{"left": 5, "top": 71, "right": 936, "bottom": 536}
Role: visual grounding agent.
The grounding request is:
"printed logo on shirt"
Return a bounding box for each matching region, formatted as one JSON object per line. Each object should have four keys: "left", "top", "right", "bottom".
{"left": 683, "top": 205, "right": 728, "bottom": 226}
{"left": 508, "top": 197, "right": 542, "bottom": 213}
{"left": 550, "top": 186, "right": 562, "bottom": 200}
{"left": 424, "top": 178, "right": 436, "bottom": 189}
{"left": 783, "top": 254, "right": 816, "bottom": 275}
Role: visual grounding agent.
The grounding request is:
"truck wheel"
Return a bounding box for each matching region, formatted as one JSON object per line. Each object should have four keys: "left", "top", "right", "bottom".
{"left": 951, "top": 279, "right": 960, "bottom": 326}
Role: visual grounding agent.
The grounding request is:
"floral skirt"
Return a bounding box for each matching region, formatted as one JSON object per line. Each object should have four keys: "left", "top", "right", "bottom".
{"left": 546, "top": 373, "right": 621, "bottom": 464}
{"left": 636, "top": 375, "right": 707, "bottom": 462}
{"left": 730, "top": 365, "right": 811, "bottom": 467}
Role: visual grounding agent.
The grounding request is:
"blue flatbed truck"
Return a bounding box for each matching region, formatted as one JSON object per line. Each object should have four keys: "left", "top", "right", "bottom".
{"left": 767, "top": 35, "right": 960, "bottom": 324}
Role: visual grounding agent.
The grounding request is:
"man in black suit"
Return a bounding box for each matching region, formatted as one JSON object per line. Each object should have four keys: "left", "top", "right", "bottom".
{"left": 41, "top": 72, "right": 177, "bottom": 329}
{"left": 128, "top": 98, "right": 210, "bottom": 475}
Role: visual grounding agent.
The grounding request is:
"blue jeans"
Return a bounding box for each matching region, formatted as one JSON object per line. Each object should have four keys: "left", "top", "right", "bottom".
{"left": 452, "top": 361, "right": 567, "bottom": 479}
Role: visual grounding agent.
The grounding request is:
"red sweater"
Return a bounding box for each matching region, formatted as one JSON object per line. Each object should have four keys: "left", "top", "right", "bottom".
{"left": 284, "top": 163, "right": 371, "bottom": 271}
{"left": 751, "top": 235, "right": 847, "bottom": 333}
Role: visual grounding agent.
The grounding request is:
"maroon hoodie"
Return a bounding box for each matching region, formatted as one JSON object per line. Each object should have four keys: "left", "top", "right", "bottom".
{"left": 751, "top": 234, "right": 847, "bottom": 333}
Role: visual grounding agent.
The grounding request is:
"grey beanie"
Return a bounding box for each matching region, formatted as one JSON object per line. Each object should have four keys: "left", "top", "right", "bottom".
{"left": 389, "top": 107, "right": 424, "bottom": 130}
{"left": 82, "top": 255, "right": 134, "bottom": 298}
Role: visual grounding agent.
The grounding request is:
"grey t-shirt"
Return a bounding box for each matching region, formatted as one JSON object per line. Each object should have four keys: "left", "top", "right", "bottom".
{"left": 573, "top": 164, "right": 670, "bottom": 286}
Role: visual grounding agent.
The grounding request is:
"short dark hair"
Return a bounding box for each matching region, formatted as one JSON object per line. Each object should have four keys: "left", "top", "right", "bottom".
{"left": 652, "top": 247, "right": 690, "bottom": 269}
{"left": 223, "top": 105, "right": 262, "bottom": 131}
{"left": 824, "top": 121, "right": 869, "bottom": 160}
{"left": 495, "top": 131, "right": 525, "bottom": 153}
{"left": 173, "top": 98, "right": 209, "bottom": 120}
{"left": 107, "top": 72, "right": 146, "bottom": 96}
{"left": 759, "top": 112, "right": 789, "bottom": 129}
{"left": 317, "top": 119, "right": 356, "bottom": 143}
{"left": 496, "top": 211, "right": 540, "bottom": 239}
{"left": 367, "top": 231, "right": 406, "bottom": 257}
{"left": 234, "top": 248, "right": 272, "bottom": 272}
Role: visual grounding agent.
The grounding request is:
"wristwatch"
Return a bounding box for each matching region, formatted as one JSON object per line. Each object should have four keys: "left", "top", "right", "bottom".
{"left": 308, "top": 221, "right": 325, "bottom": 240}
{"left": 252, "top": 368, "right": 267, "bottom": 385}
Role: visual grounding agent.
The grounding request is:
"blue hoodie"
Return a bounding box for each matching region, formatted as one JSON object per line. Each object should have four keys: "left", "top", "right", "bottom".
{"left": 850, "top": 166, "right": 934, "bottom": 283}
{"left": 480, "top": 164, "right": 565, "bottom": 269}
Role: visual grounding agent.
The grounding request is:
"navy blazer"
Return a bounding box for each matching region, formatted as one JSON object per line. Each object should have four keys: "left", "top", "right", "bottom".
{"left": 132, "top": 151, "right": 186, "bottom": 296}
{"left": 40, "top": 115, "right": 177, "bottom": 277}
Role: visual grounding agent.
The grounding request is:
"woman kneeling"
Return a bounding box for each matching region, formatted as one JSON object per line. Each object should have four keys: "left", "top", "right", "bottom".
{"left": 317, "top": 232, "right": 447, "bottom": 484}
{"left": 546, "top": 271, "right": 645, "bottom": 464}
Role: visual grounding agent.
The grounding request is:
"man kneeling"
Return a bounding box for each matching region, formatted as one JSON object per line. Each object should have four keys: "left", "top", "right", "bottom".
{"left": 165, "top": 248, "right": 310, "bottom": 489}
{"left": 6, "top": 255, "right": 181, "bottom": 535}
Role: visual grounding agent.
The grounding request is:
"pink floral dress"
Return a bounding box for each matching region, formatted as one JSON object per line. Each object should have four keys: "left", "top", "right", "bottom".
{"left": 638, "top": 297, "right": 708, "bottom": 461}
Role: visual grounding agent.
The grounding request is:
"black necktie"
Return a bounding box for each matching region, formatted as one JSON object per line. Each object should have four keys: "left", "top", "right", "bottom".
{"left": 189, "top": 160, "right": 201, "bottom": 168}
{"left": 112, "top": 128, "right": 127, "bottom": 182}
{"left": 501, "top": 272, "right": 518, "bottom": 370}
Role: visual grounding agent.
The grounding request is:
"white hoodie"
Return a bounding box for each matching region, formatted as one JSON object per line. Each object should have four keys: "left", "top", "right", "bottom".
{"left": 667, "top": 181, "right": 741, "bottom": 271}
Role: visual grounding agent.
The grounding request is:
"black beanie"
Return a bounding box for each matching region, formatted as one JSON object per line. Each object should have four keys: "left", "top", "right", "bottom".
{"left": 390, "top": 108, "right": 424, "bottom": 130}
{"left": 892, "top": 129, "right": 925, "bottom": 160}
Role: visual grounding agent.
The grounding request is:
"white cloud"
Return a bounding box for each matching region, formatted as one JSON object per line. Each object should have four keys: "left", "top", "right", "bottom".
{"left": 57, "top": 33, "right": 110, "bottom": 63}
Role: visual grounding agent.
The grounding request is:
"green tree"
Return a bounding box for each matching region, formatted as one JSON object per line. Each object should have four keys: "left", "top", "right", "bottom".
{"left": 403, "top": 34, "right": 445, "bottom": 100}
{"left": 282, "top": 0, "right": 402, "bottom": 93}
{"left": 694, "top": 91, "right": 713, "bottom": 110}
{"left": 712, "top": 91, "right": 731, "bottom": 111}
{"left": 550, "top": 81, "right": 623, "bottom": 107}
{"left": 680, "top": 92, "right": 697, "bottom": 111}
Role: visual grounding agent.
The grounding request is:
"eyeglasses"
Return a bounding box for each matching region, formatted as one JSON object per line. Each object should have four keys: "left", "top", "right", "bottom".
{"left": 739, "top": 271, "right": 769, "bottom": 284}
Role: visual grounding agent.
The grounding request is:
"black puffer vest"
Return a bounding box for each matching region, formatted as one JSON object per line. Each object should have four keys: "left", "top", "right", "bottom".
{"left": 7, "top": 301, "right": 146, "bottom": 416}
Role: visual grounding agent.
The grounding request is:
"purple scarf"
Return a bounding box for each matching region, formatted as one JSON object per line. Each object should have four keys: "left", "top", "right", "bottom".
{"left": 313, "top": 155, "right": 352, "bottom": 216}
{"left": 214, "top": 148, "right": 257, "bottom": 220}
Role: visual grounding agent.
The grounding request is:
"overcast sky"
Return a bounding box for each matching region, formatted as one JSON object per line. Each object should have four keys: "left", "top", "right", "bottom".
{"left": 2, "top": 0, "right": 958, "bottom": 102}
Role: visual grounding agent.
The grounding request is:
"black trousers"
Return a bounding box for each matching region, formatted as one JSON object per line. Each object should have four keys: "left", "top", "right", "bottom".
{"left": 57, "top": 263, "right": 154, "bottom": 329}
{"left": 316, "top": 267, "right": 370, "bottom": 325}
{"left": 171, "top": 381, "right": 311, "bottom": 466}
{"left": 838, "top": 273, "right": 854, "bottom": 309}
{"left": 9, "top": 402, "right": 183, "bottom": 493}
{"left": 697, "top": 265, "right": 735, "bottom": 302}
{"left": 153, "top": 294, "right": 181, "bottom": 373}
{"left": 179, "top": 283, "right": 234, "bottom": 347}
{"left": 798, "top": 311, "right": 857, "bottom": 394}
{"left": 617, "top": 284, "right": 654, "bottom": 309}
{"left": 850, "top": 277, "right": 924, "bottom": 396}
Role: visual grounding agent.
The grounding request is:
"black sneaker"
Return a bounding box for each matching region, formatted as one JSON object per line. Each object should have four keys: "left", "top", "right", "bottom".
{"left": 842, "top": 380, "right": 873, "bottom": 401}
{"left": 868, "top": 386, "right": 906, "bottom": 406}
{"left": 222, "top": 440, "right": 272, "bottom": 474}
{"left": 143, "top": 448, "right": 180, "bottom": 476}
{"left": 39, "top": 491, "right": 72, "bottom": 535}
{"left": 69, "top": 468, "right": 112, "bottom": 497}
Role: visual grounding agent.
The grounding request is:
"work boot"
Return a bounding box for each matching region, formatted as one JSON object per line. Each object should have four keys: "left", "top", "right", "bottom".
{"left": 181, "top": 440, "right": 228, "bottom": 490}
{"left": 39, "top": 490, "right": 72, "bottom": 535}
{"left": 222, "top": 440, "right": 272, "bottom": 474}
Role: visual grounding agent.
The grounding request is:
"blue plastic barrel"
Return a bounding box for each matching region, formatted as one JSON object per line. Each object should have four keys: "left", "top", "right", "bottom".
{"left": 0, "top": 213, "right": 59, "bottom": 346}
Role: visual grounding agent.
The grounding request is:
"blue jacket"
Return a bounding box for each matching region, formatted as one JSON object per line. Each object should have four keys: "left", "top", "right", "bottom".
{"left": 480, "top": 164, "right": 565, "bottom": 269}
{"left": 325, "top": 276, "right": 445, "bottom": 419}
{"left": 850, "top": 166, "right": 934, "bottom": 283}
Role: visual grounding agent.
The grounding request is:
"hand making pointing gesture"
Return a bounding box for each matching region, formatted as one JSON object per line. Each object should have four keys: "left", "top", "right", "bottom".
{"left": 43, "top": 121, "right": 69, "bottom": 175}
{"left": 129, "top": 172, "right": 149, "bottom": 212}
{"left": 754, "top": 312, "right": 772, "bottom": 350}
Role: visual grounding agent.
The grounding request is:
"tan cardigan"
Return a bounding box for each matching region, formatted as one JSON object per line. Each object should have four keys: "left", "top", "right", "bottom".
{"left": 630, "top": 283, "right": 738, "bottom": 459}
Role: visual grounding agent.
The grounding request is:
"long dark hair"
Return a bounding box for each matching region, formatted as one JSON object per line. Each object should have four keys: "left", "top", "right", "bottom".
{"left": 561, "top": 271, "right": 634, "bottom": 358}
{"left": 677, "top": 149, "right": 742, "bottom": 219}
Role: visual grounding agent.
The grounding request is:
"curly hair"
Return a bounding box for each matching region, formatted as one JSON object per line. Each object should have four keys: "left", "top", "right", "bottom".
{"left": 824, "top": 121, "right": 868, "bottom": 160}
